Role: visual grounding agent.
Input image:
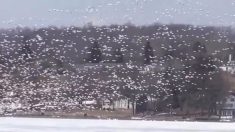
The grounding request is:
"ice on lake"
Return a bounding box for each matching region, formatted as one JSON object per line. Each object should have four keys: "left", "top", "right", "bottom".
{"left": 0, "top": 117, "right": 235, "bottom": 132}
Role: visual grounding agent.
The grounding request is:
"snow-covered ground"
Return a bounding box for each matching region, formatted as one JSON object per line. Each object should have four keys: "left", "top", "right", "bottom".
{"left": 0, "top": 117, "right": 235, "bottom": 132}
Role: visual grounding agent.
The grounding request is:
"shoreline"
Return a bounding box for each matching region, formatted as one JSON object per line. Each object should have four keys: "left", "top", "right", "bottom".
{"left": 0, "top": 114, "right": 229, "bottom": 123}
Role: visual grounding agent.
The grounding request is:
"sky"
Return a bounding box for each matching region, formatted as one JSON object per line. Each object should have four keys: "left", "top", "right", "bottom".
{"left": 1, "top": 0, "right": 235, "bottom": 28}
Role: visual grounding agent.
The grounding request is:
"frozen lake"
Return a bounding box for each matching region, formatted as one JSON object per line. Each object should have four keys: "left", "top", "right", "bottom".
{"left": 0, "top": 117, "right": 235, "bottom": 132}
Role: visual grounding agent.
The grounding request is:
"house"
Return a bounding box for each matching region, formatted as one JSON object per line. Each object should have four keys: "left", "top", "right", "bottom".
{"left": 139, "top": 63, "right": 165, "bottom": 74}
{"left": 0, "top": 98, "right": 22, "bottom": 114}
{"left": 114, "top": 99, "right": 133, "bottom": 110}
{"left": 101, "top": 98, "right": 135, "bottom": 111}
{"left": 101, "top": 99, "right": 113, "bottom": 110}
{"left": 220, "top": 54, "right": 235, "bottom": 74}
{"left": 82, "top": 100, "right": 98, "bottom": 110}
{"left": 217, "top": 92, "right": 235, "bottom": 120}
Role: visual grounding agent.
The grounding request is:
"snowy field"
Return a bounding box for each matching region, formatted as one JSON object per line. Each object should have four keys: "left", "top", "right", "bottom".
{"left": 0, "top": 118, "right": 235, "bottom": 132}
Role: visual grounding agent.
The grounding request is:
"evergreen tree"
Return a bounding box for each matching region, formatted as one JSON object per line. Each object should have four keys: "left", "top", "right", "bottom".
{"left": 144, "top": 41, "right": 154, "bottom": 64}
{"left": 192, "top": 41, "right": 207, "bottom": 53}
{"left": 189, "top": 42, "right": 219, "bottom": 113}
{"left": 113, "top": 48, "right": 123, "bottom": 63}
{"left": 55, "top": 58, "right": 65, "bottom": 75}
{"left": 21, "top": 36, "right": 33, "bottom": 61}
{"left": 136, "top": 94, "right": 148, "bottom": 113}
{"left": 88, "top": 41, "right": 102, "bottom": 63}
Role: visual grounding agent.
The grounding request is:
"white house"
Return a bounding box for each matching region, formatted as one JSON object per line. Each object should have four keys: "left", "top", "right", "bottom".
{"left": 217, "top": 93, "right": 235, "bottom": 120}
{"left": 114, "top": 99, "right": 134, "bottom": 110}
{"left": 82, "top": 100, "right": 98, "bottom": 110}
{"left": 101, "top": 98, "right": 135, "bottom": 110}
{"left": 220, "top": 54, "right": 235, "bottom": 74}
{"left": 0, "top": 98, "right": 22, "bottom": 114}
{"left": 101, "top": 99, "right": 113, "bottom": 110}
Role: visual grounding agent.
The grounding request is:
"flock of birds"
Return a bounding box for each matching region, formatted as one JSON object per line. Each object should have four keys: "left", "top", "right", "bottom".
{"left": 0, "top": 23, "right": 232, "bottom": 113}
{"left": 0, "top": 0, "right": 234, "bottom": 112}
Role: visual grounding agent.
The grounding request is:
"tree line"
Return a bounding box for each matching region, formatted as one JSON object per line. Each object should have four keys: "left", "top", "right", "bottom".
{"left": 0, "top": 23, "right": 233, "bottom": 116}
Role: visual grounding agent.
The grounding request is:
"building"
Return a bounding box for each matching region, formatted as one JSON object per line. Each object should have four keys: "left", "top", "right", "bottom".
{"left": 101, "top": 99, "right": 113, "bottom": 110}
{"left": 82, "top": 100, "right": 98, "bottom": 110}
{"left": 101, "top": 98, "right": 135, "bottom": 111}
{"left": 217, "top": 92, "right": 235, "bottom": 121}
{"left": 220, "top": 54, "right": 235, "bottom": 74}
{"left": 114, "top": 99, "right": 133, "bottom": 109}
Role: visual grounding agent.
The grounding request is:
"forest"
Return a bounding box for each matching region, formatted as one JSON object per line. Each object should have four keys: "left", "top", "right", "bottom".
{"left": 0, "top": 23, "right": 234, "bottom": 115}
